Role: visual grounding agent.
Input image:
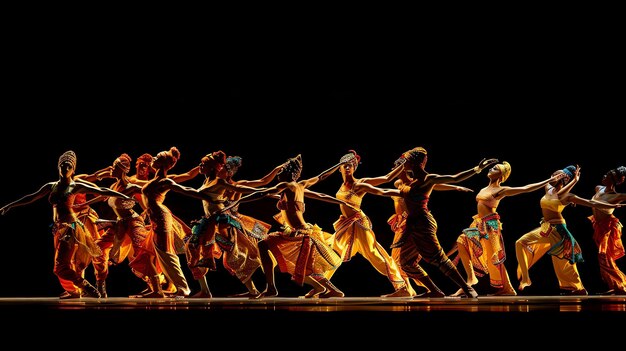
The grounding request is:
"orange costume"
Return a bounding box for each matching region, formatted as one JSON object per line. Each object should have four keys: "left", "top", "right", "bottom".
{"left": 264, "top": 198, "right": 341, "bottom": 285}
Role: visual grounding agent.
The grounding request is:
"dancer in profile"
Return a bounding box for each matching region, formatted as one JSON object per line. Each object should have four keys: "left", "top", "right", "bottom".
{"left": 449, "top": 161, "right": 565, "bottom": 296}
{"left": 182, "top": 151, "right": 275, "bottom": 298}
{"left": 388, "top": 156, "right": 473, "bottom": 297}
{"left": 323, "top": 150, "right": 412, "bottom": 297}
{"left": 82, "top": 153, "right": 166, "bottom": 298}
{"left": 141, "top": 146, "right": 199, "bottom": 298}
{"left": 0, "top": 150, "right": 132, "bottom": 298}
{"left": 515, "top": 165, "right": 622, "bottom": 295}
{"left": 588, "top": 166, "right": 626, "bottom": 295}
{"left": 228, "top": 154, "right": 355, "bottom": 298}
{"left": 349, "top": 147, "right": 498, "bottom": 298}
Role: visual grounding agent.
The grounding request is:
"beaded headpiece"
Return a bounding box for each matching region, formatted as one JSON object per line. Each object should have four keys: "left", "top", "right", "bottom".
{"left": 58, "top": 150, "right": 77, "bottom": 169}
{"left": 225, "top": 156, "right": 243, "bottom": 175}
{"left": 340, "top": 150, "right": 360, "bottom": 169}
{"left": 399, "top": 147, "right": 428, "bottom": 169}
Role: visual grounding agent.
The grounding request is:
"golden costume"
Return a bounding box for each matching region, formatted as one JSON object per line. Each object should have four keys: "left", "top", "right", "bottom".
{"left": 324, "top": 185, "right": 406, "bottom": 290}
{"left": 516, "top": 195, "right": 585, "bottom": 292}
{"left": 454, "top": 213, "right": 512, "bottom": 289}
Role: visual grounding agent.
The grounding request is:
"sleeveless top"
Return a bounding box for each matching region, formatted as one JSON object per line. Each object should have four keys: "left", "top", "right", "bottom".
{"left": 476, "top": 189, "right": 499, "bottom": 208}
{"left": 400, "top": 182, "right": 429, "bottom": 211}
{"left": 540, "top": 195, "right": 566, "bottom": 213}
{"left": 336, "top": 183, "right": 363, "bottom": 207}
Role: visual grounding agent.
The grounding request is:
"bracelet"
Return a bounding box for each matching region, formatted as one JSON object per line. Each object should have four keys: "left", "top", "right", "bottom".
{"left": 474, "top": 166, "right": 480, "bottom": 174}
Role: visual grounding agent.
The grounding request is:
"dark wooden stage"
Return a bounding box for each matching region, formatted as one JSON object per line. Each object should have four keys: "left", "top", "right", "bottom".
{"left": 2, "top": 295, "right": 625, "bottom": 344}
{"left": 2, "top": 294, "right": 625, "bottom": 313}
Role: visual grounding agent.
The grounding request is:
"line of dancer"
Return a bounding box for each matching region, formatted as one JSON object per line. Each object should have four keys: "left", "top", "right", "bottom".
{"left": 1, "top": 147, "right": 624, "bottom": 299}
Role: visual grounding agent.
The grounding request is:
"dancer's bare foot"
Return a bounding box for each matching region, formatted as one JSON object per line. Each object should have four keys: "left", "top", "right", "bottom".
{"left": 381, "top": 286, "right": 412, "bottom": 298}
{"left": 189, "top": 290, "right": 212, "bottom": 298}
{"left": 139, "top": 291, "right": 167, "bottom": 298}
{"left": 415, "top": 290, "right": 446, "bottom": 298}
{"left": 162, "top": 281, "right": 177, "bottom": 294}
{"left": 449, "top": 288, "right": 465, "bottom": 297}
{"left": 302, "top": 288, "right": 326, "bottom": 298}
{"left": 490, "top": 287, "right": 517, "bottom": 296}
{"left": 463, "top": 286, "right": 479, "bottom": 298}
{"left": 319, "top": 288, "right": 344, "bottom": 298}
{"left": 254, "top": 287, "right": 278, "bottom": 299}
{"left": 518, "top": 280, "right": 531, "bottom": 291}
{"left": 229, "top": 290, "right": 260, "bottom": 298}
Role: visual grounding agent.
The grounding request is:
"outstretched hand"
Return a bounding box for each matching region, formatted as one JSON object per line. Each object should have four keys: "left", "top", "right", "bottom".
{"left": 456, "top": 186, "right": 474, "bottom": 193}
{"left": 477, "top": 158, "right": 499, "bottom": 172}
{"left": 551, "top": 172, "right": 567, "bottom": 182}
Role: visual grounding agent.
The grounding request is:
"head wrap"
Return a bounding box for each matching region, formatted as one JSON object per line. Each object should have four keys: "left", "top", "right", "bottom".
{"left": 561, "top": 165, "right": 577, "bottom": 180}
{"left": 113, "top": 153, "right": 132, "bottom": 173}
{"left": 496, "top": 161, "right": 511, "bottom": 183}
{"left": 340, "top": 150, "right": 360, "bottom": 169}
{"left": 58, "top": 150, "right": 77, "bottom": 169}
{"left": 137, "top": 153, "right": 153, "bottom": 166}
{"left": 225, "top": 156, "right": 243, "bottom": 175}
{"left": 201, "top": 151, "right": 227, "bottom": 173}
{"left": 399, "top": 147, "right": 428, "bottom": 169}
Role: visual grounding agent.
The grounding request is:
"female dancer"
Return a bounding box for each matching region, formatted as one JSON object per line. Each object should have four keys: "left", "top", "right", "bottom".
{"left": 323, "top": 150, "right": 411, "bottom": 297}
{"left": 450, "top": 161, "right": 564, "bottom": 296}
{"left": 515, "top": 165, "right": 622, "bottom": 295}
{"left": 85, "top": 153, "right": 166, "bottom": 297}
{"left": 0, "top": 150, "right": 132, "bottom": 298}
{"left": 388, "top": 156, "right": 473, "bottom": 297}
{"left": 588, "top": 166, "right": 626, "bottom": 295}
{"left": 141, "top": 146, "right": 200, "bottom": 298}
{"left": 230, "top": 154, "right": 355, "bottom": 298}
{"left": 352, "top": 147, "right": 497, "bottom": 298}
{"left": 183, "top": 151, "right": 276, "bottom": 298}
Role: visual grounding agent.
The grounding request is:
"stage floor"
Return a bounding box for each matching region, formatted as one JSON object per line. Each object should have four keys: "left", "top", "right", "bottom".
{"left": 2, "top": 294, "right": 626, "bottom": 312}
{"left": 0, "top": 295, "right": 626, "bottom": 317}
{"left": 2, "top": 295, "right": 625, "bottom": 343}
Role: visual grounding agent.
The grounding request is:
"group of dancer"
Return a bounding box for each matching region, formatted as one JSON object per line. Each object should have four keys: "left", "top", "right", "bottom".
{"left": 1, "top": 146, "right": 625, "bottom": 299}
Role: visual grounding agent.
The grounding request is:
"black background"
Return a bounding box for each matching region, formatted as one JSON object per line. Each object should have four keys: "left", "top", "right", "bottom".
{"left": 1, "top": 21, "right": 624, "bottom": 299}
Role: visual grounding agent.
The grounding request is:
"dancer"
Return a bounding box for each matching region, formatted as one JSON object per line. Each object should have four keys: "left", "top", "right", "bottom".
{"left": 588, "top": 166, "right": 626, "bottom": 295}
{"left": 350, "top": 147, "right": 498, "bottom": 298}
{"left": 388, "top": 157, "right": 473, "bottom": 297}
{"left": 183, "top": 151, "right": 275, "bottom": 298}
{"left": 449, "top": 161, "right": 565, "bottom": 296}
{"left": 515, "top": 165, "right": 622, "bottom": 295}
{"left": 323, "top": 150, "right": 412, "bottom": 297}
{"left": 0, "top": 150, "right": 132, "bottom": 298}
{"left": 84, "top": 154, "right": 166, "bottom": 297}
{"left": 220, "top": 155, "right": 281, "bottom": 296}
{"left": 141, "top": 146, "right": 199, "bottom": 298}
{"left": 230, "top": 154, "right": 355, "bottom": 298}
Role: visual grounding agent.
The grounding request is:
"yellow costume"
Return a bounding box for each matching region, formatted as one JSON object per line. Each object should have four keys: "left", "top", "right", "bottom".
{"left": 454, "top": 213, "right": 513, "bottom": 290}
{"left": 324, "top": 185, "right": 406, "bottom": 290}
{"left": 516, "top": 195, "right": 585, "bottom": 292}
